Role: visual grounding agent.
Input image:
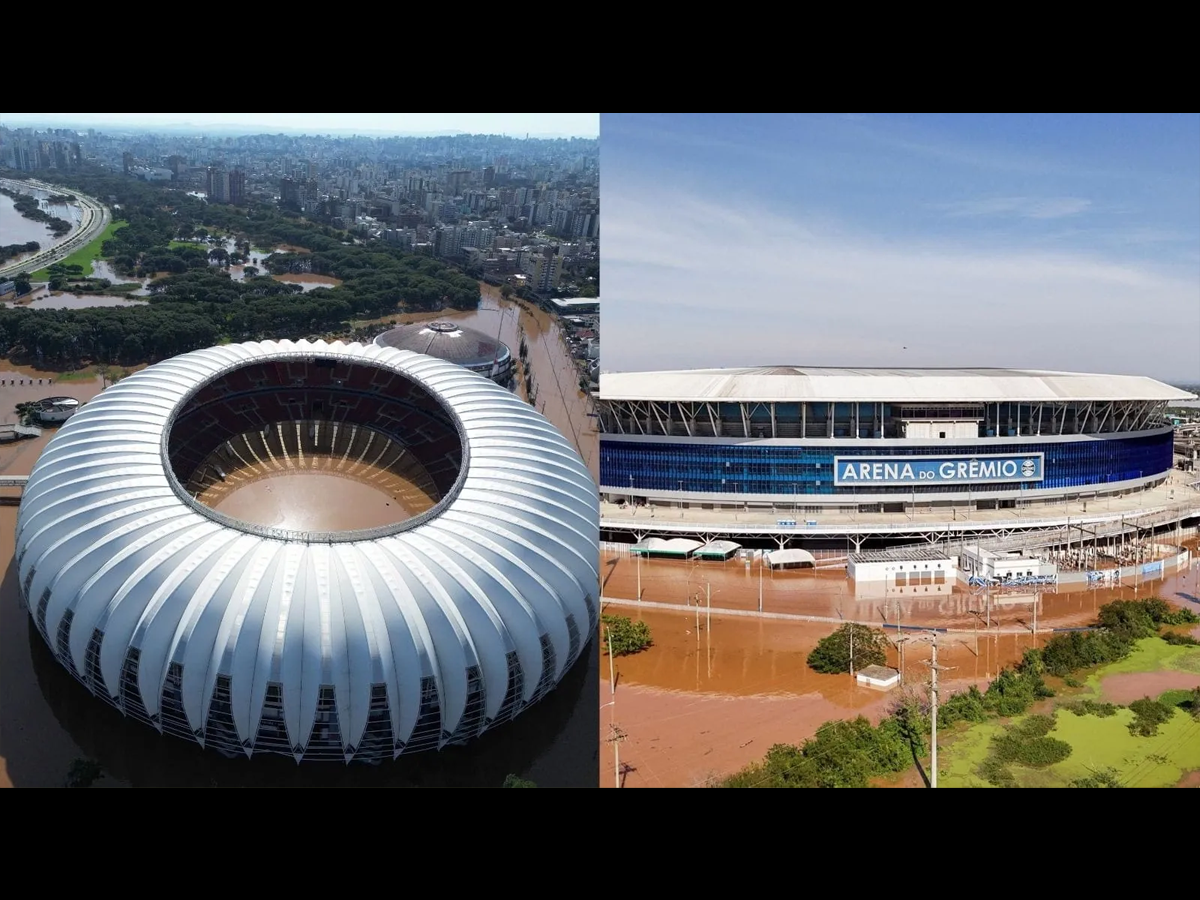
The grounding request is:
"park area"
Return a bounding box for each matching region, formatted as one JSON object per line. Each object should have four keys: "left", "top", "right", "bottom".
{"left": 31, "top": 220, "right": 127, "bottom": 281}
{"left": 939, "top": 637, "right": 1200, "bottom": 788}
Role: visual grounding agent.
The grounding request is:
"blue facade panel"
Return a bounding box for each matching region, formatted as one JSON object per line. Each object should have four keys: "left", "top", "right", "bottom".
{"left": 600, "top": 431, "right": 1174, "bottom": 496}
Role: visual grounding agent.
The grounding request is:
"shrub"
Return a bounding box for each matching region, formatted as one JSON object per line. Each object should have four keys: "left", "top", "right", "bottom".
{"left": 502, "top": 774, "right": 537, "bottom": 788}
{"left": 1062, "top": 675, "right": 1083, "bottom": 688}
{"left": 65, "top": 758, "right": 103, "bottom": 788}
{"left": 1069, "top": 768, "right": 1123, "bottom": 788}
{"left": 601, "top": 614, "right": 652, "bottom": 657}
{"left": 718, "top": 711, "right": 921, "bottom": 788}
{"left": 1127, "top": 696, "right": 1175, "bottom": 737}
{"left": 938, "top": 685, "right": 989, "bottom": 728}
{"left": 1039, "top": 629, "right": 1133, "bottom": 676}
{"left": 978, "top": 713, "right": 1072, "bottom": 785}
{"left": 806, "top": 623, "right": 890, "bottom": 675}
{"left": 1161, "top": 631, "right": 1200, "bottom": 646}
{"left": 1061, "top": 699, "right": 1120, "bottom": 718}
{"left": 1142, "top": 598, "right": 1200, "bottom": 626}
{"left": 1097, "top": 599, "right": 1158, "bottom": 640}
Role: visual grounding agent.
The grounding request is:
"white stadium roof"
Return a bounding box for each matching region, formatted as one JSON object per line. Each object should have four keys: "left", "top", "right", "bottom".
{"left": 598, "top": 367, "right": 1196, "bottom": 404}
{"left": 16, "top": 339, "right": 599, "bottom": 763}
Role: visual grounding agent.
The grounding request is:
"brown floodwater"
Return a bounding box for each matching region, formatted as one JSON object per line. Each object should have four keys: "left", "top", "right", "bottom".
{"left": 10, "top": 293, "right": 147, "bottom": 310}
{"left": 601, "top": 549, "right": 1195, "bottom": 632}
{"left": 202, "top": 470, "right": 424, "bottom": 532}
{"left": 273, "top": 274, "right": 343, "bottom": 291}
{"left": 598, "top": 551, "right": 1200, "bottom": 787}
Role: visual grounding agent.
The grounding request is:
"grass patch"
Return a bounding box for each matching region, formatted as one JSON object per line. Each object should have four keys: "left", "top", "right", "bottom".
{"left": 32, "top": 220, "right": 128, "bottom": 280}
{"left": 1082, "top": 639, "right": 1200, "bottom": 689}
{"left": 942, "top": 705, "right": 1200, "bottom": 788}
{"left": 168, "top": 240, "right": 202, "bottom": 250}
{"left": 55, "top": 369, "right": 97, "bottom": 382}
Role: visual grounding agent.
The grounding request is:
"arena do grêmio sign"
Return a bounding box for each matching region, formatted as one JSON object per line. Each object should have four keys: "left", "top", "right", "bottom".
{"left": 833, "top": 454, "right": 1044, "bottom": 486}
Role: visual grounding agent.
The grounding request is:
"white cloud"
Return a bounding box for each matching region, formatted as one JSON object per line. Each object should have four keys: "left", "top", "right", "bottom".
{"left": 934, "top": 196, "right": 1092, "bottom": 219}
{"left": 602, "top": 185, "right": 1200, "bottom": 382}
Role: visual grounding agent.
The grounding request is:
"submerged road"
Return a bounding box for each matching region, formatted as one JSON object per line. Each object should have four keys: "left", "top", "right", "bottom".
{"left": 0, "top": 179, "right": 110, "bottom": 279}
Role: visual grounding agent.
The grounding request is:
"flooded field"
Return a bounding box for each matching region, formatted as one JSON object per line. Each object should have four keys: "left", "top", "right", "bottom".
{"left": 7, "top": 292, "right": 147, "bottom": 310}
{"left": 272, "top": 273, "right": 343, "bottom": 291}
{"left": 599, "top": 552, "right": 1200, "bottom": 787}
{"left": 200, "top": 467, "right": 433, "bottom": 532}
{"left": 600, "top": 549, "right": 1192, "bottom": 631}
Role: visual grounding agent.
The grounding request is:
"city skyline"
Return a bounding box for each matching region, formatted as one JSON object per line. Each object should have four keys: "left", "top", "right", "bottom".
{"left": 1, "top": 112, "right": 599, "bottom": 138}
{"left": 601, "top": 113, "right": 1200, "bottom": 383}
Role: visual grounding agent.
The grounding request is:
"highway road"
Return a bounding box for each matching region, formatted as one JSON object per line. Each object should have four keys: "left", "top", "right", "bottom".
{"left": 0, "top": 178, "right": 110, "bottom": 280}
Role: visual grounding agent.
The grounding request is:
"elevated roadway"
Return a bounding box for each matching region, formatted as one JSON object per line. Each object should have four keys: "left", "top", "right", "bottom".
{"left": 0, "top": 178, "right": 110, "bottom": 279}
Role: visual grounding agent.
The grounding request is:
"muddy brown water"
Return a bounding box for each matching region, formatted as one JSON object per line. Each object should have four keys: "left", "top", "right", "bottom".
{"left": 202, "top": 470, "right": 426, "bottom": 532}
{"left": 598, "top": 549, "right": 1200, "bottom": 787}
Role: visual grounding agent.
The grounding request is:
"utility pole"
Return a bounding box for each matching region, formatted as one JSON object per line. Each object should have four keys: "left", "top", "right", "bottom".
{"left": 636, "top": 549, "right": 641, "bottom": 601}
{"left": 758, "top": 558, "right": 763, "bottom": 614}
{"left": 706, "top": 581, "right": 712, "bottom": 633}
{"left": 607, "top": 723, "right": 627, "bottom": 789}
{"left": 849, "top": 621, "right": 855, "bottom": 678}
{"left": 921, "top": 633, "right": 955, "bottom": 789}
{"left": 605, "top": 630, "right": 624, "bottom": 788}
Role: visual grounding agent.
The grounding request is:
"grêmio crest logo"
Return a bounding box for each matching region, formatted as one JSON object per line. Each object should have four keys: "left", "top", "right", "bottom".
{"left": 834, "top": 454, "right": 1044, "bottom": 487}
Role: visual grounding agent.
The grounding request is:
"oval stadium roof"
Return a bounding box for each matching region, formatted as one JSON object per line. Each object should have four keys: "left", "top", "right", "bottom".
{"left": 374, "top": 322, "right": 509, "bottom": 369}
{"left": 598, "top": 367, "right": 1197, "bottom": 404}
{"left": 15, "top": 339, "right": 598, "bottom": 763}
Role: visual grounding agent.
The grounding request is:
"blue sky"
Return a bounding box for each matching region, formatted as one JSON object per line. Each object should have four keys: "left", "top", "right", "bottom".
{"left": 1, "top": 113, "right": 598, "bottom": 138}
{"left": 601, "top": 113, "right": 1200, "bottom": 383}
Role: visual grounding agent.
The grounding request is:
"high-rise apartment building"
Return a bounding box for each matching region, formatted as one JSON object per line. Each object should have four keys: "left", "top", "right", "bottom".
{"left": 228, "top": 168, "right": 246, "bottom": 205}
{"left": 207, "top": 166, "right": 229, "bottom": 202}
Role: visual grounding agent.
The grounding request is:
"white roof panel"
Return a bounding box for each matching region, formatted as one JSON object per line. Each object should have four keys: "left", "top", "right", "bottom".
{"left": 599, "top": 367, "right": 1196, "bottom": 404}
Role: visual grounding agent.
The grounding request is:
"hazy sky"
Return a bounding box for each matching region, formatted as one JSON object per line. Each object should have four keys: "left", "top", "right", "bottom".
{"left": 601, "top": 113, "right": 1200, "bottom": 383}
{"left": 2, "top": 112, "right": 598, "bottom": 137}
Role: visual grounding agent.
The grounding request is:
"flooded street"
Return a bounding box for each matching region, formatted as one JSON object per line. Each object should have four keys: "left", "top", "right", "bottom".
{"left": 370, "top": 285, "right": 597, "bottom": 481}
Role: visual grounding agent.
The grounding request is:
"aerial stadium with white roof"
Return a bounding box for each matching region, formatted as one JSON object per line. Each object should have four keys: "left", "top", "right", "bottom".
{"left": 15, "top": 339, "right": 599, "bottom": 764}
{"left": 598, "top": 366, "right": 1199, "bottom": 547}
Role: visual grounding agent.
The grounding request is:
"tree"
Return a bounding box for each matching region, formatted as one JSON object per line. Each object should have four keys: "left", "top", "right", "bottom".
{"left": 502, "top": 774, "right": 537, "bottom": 788}
{"left": 65, "top": 758, "right": 103, "bottom": 788}
{"left": 806, "top": 623, "right": 889, "bottom": 674}
{"left": 602, "top": 614, "right": 652, "bottom": 656}
{"left": 499, "top": 284, "right": 513, "bottom": 300}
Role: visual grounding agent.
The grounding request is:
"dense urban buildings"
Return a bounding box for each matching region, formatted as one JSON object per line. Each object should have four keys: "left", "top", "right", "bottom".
{"left": 1, "top": 123, "right": 599, "bottom": 302}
